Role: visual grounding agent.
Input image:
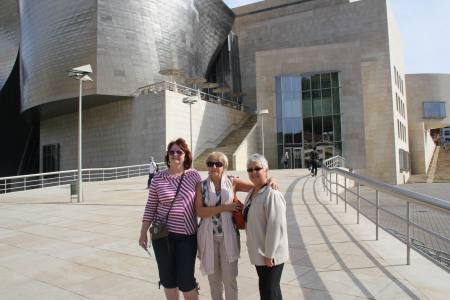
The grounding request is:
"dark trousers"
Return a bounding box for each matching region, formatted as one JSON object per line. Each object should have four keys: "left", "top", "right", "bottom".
{"left": 255, "top": 264, "right": 284, "bottom": 300}
{"left": 311, "top": 161, "right": 318, "bottom": 176}
{"left": 152, "top": 233, "right": 198, "bottom": 292}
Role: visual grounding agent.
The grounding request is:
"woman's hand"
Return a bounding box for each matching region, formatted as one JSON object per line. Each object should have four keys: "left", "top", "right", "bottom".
{"left": 264, "top": 256, "right": 275, "bottom": 267}
{"left": 139, "top": 231, "right": 148, "bottom": 249}
{"left": 139, "top": 221, "right": 151, "bottom": 249}
{"left": 221, "top": 202, "right": 242, "bottom": 212}
{"left": 267, "top": 177, "right": 279, "bottom": 190}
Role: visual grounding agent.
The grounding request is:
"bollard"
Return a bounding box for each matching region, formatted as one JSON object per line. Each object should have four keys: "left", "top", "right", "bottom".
{"left": 70, "top": 181, "right": 77, "bottom": 202}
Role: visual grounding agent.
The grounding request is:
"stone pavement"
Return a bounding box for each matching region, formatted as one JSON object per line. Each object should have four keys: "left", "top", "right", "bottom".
{"left": 0, "top": 169, "right": 449, "bottom": 300}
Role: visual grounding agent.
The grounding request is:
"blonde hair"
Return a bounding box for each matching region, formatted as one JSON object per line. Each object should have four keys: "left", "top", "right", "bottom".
{"left": 205, "top": 152, "right": 229, "bottom": 170}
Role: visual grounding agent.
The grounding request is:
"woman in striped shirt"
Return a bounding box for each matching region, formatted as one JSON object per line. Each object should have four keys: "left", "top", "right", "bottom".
{"left": 139, "top": 138, "right": 201, "bottom": 300}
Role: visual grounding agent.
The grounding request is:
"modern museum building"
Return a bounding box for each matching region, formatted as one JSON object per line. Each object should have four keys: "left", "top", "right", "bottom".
{"left": 0, "top": 0, "right": 449, "bottom": 184}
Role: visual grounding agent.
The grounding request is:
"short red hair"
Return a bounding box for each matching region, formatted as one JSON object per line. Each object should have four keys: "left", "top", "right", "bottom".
{"left": 165, "top": 138, "right": 193, "bottom": 169}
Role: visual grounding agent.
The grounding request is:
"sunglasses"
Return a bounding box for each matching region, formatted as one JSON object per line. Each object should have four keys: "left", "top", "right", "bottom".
{"left": 247, "top": 167, "right": 263, "bottom": 173}
{"left": 169, "top": 150, "right": 184, "bottom": 156}
{"left": 206, "top": 161, "right": 223, "bottom": 168}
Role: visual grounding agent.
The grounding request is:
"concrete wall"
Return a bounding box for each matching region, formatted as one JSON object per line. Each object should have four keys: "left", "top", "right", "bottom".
{"left": 40, "top": 91, "right": 247, "bottom": 171}
{"left": 255, "top": 42, "right": 366, "bottom": 170}
{"left": 406, "top": 74, "right": 450, "bottom": 174}
{"left": 386, "top": 0, "right": 410, "bottom": 183}
{"left": 233, "top": 123, "right": 258, "bottom": 170}
{"left": 40, "top": 93, "right": 167, "bottom": 171}
{"left": 234, "top": 0, "right": 404, "bottom": 183}
{"left": 424, "top": 129, "right": 436, "bottom": 173}
{"left": 164, "top": 91, "right": 248, "bottom": 160}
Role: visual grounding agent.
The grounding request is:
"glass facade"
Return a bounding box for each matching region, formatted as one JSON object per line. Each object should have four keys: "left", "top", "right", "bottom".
{"left": 276, "top": 72, "right": 342, "bottom": 168}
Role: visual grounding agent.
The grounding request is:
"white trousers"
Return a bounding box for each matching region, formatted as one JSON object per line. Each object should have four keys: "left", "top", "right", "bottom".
{"left": 208, "top": 235, "right": 238, "bottom": 300}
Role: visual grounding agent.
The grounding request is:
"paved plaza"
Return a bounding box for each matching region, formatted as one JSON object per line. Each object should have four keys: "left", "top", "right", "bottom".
{"left": 0, "top": 170, "right": 449, "bottom": 299}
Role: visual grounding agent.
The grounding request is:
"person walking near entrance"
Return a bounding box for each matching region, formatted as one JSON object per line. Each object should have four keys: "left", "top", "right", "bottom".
{"left": 310, "top": 147, "right": 319, "bottom": 177}
{"left": 147, "top": 156, "right": 159, "bottom": 189}
{"left": 283, "top": 152, "right": 289, "bottom": 169}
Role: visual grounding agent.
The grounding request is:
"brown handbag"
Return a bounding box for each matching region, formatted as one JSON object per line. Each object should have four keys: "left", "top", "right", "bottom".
{"left": 233, "top": 197, "right": 245, "bottom": 230}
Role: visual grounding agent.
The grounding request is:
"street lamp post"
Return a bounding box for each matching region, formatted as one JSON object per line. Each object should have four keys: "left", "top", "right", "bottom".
{"left": 257, "top": 109, "right": 269, "bottom": 157}
{"left": 68, "top": 64, "right": 93, "bottom": 203}
{"left": 183, "top": 96, "right": 198, "bottom": 166}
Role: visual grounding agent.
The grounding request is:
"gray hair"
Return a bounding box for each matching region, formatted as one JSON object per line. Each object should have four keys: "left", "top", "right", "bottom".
{"left": 247, "top": 153, "right": 269, "bottom": 170}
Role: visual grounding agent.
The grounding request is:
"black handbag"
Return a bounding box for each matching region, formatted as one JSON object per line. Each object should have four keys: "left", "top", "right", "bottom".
{"left": 149, "top": 173, "right": 184, "bottom": 240}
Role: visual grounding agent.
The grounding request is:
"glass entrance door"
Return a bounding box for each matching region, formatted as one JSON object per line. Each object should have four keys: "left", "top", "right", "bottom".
{"left": 283, "top": 147, "right": 303, "bottom": 169}
{"left": 293, "top": 148, "right": 302, "bottom": 168}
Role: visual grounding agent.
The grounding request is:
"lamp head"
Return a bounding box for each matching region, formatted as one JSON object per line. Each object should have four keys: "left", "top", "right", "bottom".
{"left": 67, "top": 64, "right": 93, "bottom": 79}
{"left": 256, "top": 108, "right": 269, "bottom": 115}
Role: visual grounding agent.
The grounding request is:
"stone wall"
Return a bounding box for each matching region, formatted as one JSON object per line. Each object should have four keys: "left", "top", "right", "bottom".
{"left": 255, "top": 42, "right": 366, "bottom": 170}
{"left": 406, "top": 74, "right": 450, "bottom": 174}
{"left": 40, "top": 91, "right": 248, "bottom": 171}
{"left": 234, "top": 0, "right": 406, "bottom": 183}
{"left": 232, "top": 123, "right": 258, "bottom": 170}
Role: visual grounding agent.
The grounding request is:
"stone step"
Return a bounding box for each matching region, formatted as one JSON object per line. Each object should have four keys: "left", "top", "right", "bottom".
{"left": 194, "top": 115, "right": 257, "bottom": 170}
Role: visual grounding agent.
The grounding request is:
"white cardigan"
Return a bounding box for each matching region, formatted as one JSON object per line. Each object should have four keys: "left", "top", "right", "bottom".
{"left": 197, "top": 176, "right": 240, "bottom": 275}
{"left": 244, "top": 186, "right": 289, "bottom": 266}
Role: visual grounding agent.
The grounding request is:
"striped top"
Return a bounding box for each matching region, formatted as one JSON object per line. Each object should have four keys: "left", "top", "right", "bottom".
{"left": 143, "top": 168, "right": 201, "bottom": 235}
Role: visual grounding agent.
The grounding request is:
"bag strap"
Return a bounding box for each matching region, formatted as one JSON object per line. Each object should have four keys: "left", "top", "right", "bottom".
{"left": 162, "top": 172, "right": 185, "bottom": 223}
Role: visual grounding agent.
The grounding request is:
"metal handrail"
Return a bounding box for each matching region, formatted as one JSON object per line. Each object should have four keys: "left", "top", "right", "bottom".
{"left": 135, "top": 81, "right": 246, "bottom": 111}
{"left": 322, "top": 156, "right": 450, "bottom": 269}
{"left": 0, "top": 162, "right": 167, "bottom": 194}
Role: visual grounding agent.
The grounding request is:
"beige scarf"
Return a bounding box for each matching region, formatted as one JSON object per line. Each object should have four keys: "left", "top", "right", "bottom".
{"left": 197, "top": 175, "right": 240, "bottom": 275}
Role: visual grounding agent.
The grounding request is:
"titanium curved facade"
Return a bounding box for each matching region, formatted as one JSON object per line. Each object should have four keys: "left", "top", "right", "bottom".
{"left": 19, "top": 0, "right": 234, "bottom": 113}
{"left": 0, "top": 0, "right": 20, "bottom": 92}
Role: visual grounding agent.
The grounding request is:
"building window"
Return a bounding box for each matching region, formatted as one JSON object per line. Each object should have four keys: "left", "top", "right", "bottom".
{"left": 276, "top": 72, "right": 342, "bottom": 168}
{"left": 423, "top": 102, "right": 447, "bottom": 119}
{"left": 399, "top": 149, "right": 410, "bottom": 172}
{"left": 43, "top": 144, "right": 60, "bottom": 172}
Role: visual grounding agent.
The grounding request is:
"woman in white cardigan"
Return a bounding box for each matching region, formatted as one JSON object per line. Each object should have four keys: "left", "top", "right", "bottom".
{"left": 195, "top": 152, "right": 277, "bottom": 300}
{"left": 243, "top": 153, "right": 289, "bottom": 300}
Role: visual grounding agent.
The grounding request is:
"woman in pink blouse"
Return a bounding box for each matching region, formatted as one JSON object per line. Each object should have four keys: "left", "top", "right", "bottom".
{"left": 139, "top": 138, "right": 201, "bottom": 300}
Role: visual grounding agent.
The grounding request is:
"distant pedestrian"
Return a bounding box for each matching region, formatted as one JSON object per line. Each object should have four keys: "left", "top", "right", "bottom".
{"left": 283, "top": 152, "right": 289, "bottom": 169}
{"left": 310, "top": 147, "right": 319, "bottom": 177}
{"left": 147, "top": 156, "right": 158, "bottom": 189}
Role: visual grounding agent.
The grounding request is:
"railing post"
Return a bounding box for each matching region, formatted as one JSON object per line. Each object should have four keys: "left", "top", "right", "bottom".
{"left": 41, "top": 175, "right": 44, "bottom": 188}
{"left": 329, "top": 172, "right": 332, "bottom": 202}
{"left": 24, "top": 177, "right": 27, "bottom": 191}
{"left": 88, "top": 170, "right": 91, "bottom": 182}
{"left": 344, "top": 176, "right": 347, "bottom": 213}
{"left": 115, "top": 169, "right": 118, "bottom": 179}
{"left": 406, "top": 201, "right": 411, "bottom": 265}
{"left": 335, "top": 173, "right": 339, "bottom": 204}
{"left": 128, "top": 168, "right": 130, "bottom": 178}
{"left": 357, "top": 182, "right": 360, "bottom": 224}
{"left": 376, "top": 190, "right": 379, "bottom": 240}
{"left": 102, "top": 170, "right": 105, "bottom": 181}
{"left": 58, "top": 174, "right": 60, "bottom": 186}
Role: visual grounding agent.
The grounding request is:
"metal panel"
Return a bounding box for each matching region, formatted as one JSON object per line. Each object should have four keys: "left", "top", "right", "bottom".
{"left": 0, "top": 0, "right": 19, "bottom": 91}
{"left": 19, "top": 0, "right": 234, "bottom": 113}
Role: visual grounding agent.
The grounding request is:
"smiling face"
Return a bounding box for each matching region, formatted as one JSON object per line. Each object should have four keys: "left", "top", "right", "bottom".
{"left": 207, "top": 160, "right": 224, "bottom": 179}
{"left": 205, "top": 152, "right": 227, "bottom": 180}
{"left": 247, "top": 160, "right": 268, "bottom": 187}
{"left": 168, "top": 144, "right": 185, "bottom": 169}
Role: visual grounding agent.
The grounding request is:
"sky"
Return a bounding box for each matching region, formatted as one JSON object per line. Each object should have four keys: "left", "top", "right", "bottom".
{"left": 223, "top": 0, "right": 450, "bottom": 74}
